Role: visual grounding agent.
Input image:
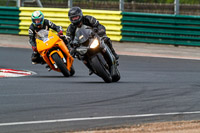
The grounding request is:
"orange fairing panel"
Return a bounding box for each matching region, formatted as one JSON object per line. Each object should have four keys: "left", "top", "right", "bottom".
{"left": 36, "top": 31, "right": 60, "bottom": 53}
{"left": 36, "top": 30, "right": 74, "bottom": 72}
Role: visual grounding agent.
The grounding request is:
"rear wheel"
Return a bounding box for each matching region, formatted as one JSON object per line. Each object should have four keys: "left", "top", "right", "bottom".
{"left": 91, "top": 55, "right": 112, "bottom": 83}
{"left": 52, "top": 53, "right": 70, "bottom": 77}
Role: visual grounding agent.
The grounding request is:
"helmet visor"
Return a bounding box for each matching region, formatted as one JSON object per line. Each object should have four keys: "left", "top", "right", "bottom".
{"left": 71, "top": 16, "right": 80, "bottom": 21}
{"left": 33, "top": 18, "right": 43, "bottom": 26}
{"left": 33, "top": 18, "right": 42, "bottom": 24}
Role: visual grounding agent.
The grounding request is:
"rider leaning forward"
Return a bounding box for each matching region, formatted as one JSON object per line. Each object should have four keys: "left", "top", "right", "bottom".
{"left": 66, "top": 7, "right": 119, "bottom": 60}
{"left": 28, "top": 8, "right": 119, "bottom": 65}
{"left": 28, "top": 10, "right": 64, "bottom": 64}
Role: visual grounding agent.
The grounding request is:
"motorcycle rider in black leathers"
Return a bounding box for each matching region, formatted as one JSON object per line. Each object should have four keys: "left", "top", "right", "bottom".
{"left": 28, "top": 10, "right": 64, "bottom": 64}
{"left": 66, "top": 7, "right": 119, "bottom": 60}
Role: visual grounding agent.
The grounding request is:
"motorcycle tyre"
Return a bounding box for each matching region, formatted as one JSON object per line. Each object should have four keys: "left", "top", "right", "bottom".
{"left": 112, "top": 66, "right": 120, "bottom": 82}
{"left": 91, "top": 55, "right": 112, "bottom": 83}
{"left": 52, "top": 53, "right": 70, "bottom": 77}
{"left": 70, "top": 65, "right": 75, "bottom": 76}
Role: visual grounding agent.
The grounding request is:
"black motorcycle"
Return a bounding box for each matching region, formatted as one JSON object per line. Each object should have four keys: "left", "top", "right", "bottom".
{"left": 72, "top": 25, "right": 120, "bottom": 83}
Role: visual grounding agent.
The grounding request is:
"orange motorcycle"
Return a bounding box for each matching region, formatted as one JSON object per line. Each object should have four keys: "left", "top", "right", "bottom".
{"left": 36, "top": 29, "right": 75, "bottom": 77}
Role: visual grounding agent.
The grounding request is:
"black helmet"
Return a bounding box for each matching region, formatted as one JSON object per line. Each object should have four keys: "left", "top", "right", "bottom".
{"left": 68, "top": 7, "right": 83, "bottom": 25}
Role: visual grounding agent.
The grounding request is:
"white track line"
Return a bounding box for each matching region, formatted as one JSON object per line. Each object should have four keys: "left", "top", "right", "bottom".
{"left": 1, "top": 111, "right": 200, "bottom": 126}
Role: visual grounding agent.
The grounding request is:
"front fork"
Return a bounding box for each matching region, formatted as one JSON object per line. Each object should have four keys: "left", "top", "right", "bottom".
{"left": 100, "top": 41, "right": 118, "bottom": 77}
{"left": 100, "top": 41, "right": 115, "bottom": 65}
{"left": 49, "top": 50, "right": 66, "bottom": 69}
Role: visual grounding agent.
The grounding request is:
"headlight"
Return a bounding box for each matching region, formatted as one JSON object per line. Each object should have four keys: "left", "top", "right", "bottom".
{"left": 90, "top": 38, "right": 99, "bottom": 49}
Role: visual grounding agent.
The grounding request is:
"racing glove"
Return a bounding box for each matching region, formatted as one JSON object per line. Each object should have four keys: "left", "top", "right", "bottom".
{"left": 58, "top": 30, "right": 63, "bottom": 36}
{"left": 32, "top": 46, "right": 38, "bottom": 52}
{"left": 93, "top": 27, "right": 105, "bottom": 37}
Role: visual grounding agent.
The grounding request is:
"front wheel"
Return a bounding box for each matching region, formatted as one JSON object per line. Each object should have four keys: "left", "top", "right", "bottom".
{"left": 70, "top": 65, "right": 75, "bottom": 76}
{"left": 112, "top": 66, "right": 120, "bottom": 82}
{"left": 51, "top": 53, "right": 70, "bottom": 77}
{"left": 91, "top": 55, "right": 112, "bottom": 83}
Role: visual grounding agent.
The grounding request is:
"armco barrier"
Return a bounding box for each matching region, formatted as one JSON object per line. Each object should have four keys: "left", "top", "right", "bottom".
{"left": 19, "top": 7, "right": 122, "bottom": 41}
{"left": 2, "top": 6, "right": 200, "bottom": 46}
{"left": 82, "top": 9, "right": 122, "bottom": 41}
{"left": 121, "top": 12, "right": 200, "bottom": 46}
{"left": 19, "top": 7, "right": 69, "bottom": 35}
{"left": 0, "top": 7, "right": 20, "bottom": 34}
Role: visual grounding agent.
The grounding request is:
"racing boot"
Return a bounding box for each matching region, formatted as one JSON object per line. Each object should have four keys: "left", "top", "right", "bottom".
{"left": 31, "top": 52, "right": 39, "bottom": 64}
{"left": 31, "top": 52, "right": 45, "bottom": 64}
{"left": 46, "top": 65, "right": 51, "bottom": 71}
{"left": 104, "top": 37, "right": 119, "bottom": 60}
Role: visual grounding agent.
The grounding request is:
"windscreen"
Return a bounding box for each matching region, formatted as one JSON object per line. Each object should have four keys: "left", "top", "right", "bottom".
{"left": 37, "top": 29, "right": 49, "bottom": 42}
{"left": 75, "top": 25, "right": 93, "bottom": 44}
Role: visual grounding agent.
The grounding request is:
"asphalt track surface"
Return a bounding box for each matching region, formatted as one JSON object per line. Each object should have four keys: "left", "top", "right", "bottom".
{"left": 1, "top": 46, "right": 200, "bottom": 133}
